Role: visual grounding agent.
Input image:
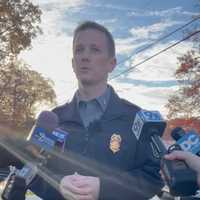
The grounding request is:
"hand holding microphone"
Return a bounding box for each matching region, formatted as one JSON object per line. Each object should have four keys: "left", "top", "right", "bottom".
{"left": 164, "top": 151, "right": 200, "bottom": 189}
{"left": 133, "top": 110, "right": 199, "bottom": 196}
{"left": 164, "top": 127, "right": 200, "bottom": 190}
{"left": 158, "top": 126, "right": 200, "bottom": 196}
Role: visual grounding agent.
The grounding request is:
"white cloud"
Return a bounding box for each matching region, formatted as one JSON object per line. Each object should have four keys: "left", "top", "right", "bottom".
{"left": 20, "top": 31, "right": 77, "bottom": 106}
{"left": 124, "top": 41, "right": 193, "bottom": 81}
{"left": 115, "top": 37, "right": 148, "bottom": 56}
{"left": 128, "top": 7, "right": 197, "bottom": 18}
{"left": 31, "top": 0, "right": 86, "bottom": 37}
{"left": 81, "top": 3, "right": 134, "bottom": 12}
{"left": 32, "top": 0, "right": 86, "bottom": 9}
{"left": 130, "top": 20, "right": 183, "bottom": 40}
{"left": 22, "top": 1, "right": 195, "bottom": 116}
{"left": 110, "top": 81, "right": 178, "bottom": 117}
{"left": 21, "top": 0, "right": 88, "bottom": 107}
{"left": 108, "top": 40, "right": 193, "bottom": 115}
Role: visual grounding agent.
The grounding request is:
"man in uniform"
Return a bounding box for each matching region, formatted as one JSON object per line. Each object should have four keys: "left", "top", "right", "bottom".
{"left": 31, "top": 21, "right": 164, "bottom": 200}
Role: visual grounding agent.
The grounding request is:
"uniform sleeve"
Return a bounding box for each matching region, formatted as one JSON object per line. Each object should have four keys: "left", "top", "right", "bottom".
{"left": 98, "top": 140, "right": 164, "bottom": 200}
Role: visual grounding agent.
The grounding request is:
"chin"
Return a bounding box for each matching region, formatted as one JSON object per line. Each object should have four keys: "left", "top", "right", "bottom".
{"left": 79, "top": 77, "right": 99, "bottom": 86}
{"left": 80, "top": 80, "right": 94, "bottom": 85}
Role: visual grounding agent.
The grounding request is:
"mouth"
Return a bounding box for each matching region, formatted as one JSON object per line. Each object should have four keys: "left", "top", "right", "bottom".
{"left": 79, "top": 66, "right": 90, "bottom": 72}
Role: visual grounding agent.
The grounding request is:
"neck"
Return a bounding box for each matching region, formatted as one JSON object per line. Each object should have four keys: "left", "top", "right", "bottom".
{"left": 78, "top": 82, "right": 108, "bottom": 101}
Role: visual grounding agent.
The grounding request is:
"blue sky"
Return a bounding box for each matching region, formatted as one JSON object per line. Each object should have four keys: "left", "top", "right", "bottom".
{"left": 20, "top": 0, "right": 199, "bottom": 117}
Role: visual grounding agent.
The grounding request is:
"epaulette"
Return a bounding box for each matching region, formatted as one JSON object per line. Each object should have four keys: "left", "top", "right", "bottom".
{"left": 52, "top": 102, "right": 69, "bottom": 113}
{"left": 120, "top": 98, "right": 141, "bottom": 110}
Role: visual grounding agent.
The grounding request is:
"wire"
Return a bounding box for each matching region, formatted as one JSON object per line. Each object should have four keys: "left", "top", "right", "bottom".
{"left": 116, "top": 15, "right": 200, "bottom": 67}
{"left": 109, "top": 30, "right": 200, "bottom": 81}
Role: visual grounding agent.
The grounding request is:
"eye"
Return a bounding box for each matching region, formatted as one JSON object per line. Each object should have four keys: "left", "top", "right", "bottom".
{"left": 75, "top": 46, "right": 84, "bottom": 54}
{"left": 91, "top": 46, "right": 100, "bottom": 53}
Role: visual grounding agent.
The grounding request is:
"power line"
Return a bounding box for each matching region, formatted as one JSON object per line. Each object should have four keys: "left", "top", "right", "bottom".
{"left": 117, "top": 15, "right": 200, "bottom": 67}
{"left": 109, "top": 30, "right": 200, "bottom": 81}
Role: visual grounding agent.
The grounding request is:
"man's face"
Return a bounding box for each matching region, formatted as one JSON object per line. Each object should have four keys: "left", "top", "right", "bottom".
{"left": 72, "top": 29, "right": 116, "bottom": 85}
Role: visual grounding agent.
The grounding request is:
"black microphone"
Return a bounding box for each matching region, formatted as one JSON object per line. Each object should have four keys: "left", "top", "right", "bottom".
{"left": 152, "top": 126, "right": 198, "bottom": 196}
{"left": 171, "top": 127, "right": 186, "bottom": 141}
{"left": 167, "top": 127, "right": 186, "bottom": 153}
{"left": 132, "top": 109, "right": 166, "bottom": 141}
{"left": 133, "top": 111, "right": 198, "bottom": 197}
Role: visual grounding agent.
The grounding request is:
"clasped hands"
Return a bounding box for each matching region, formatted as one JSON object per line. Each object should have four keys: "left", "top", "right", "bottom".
{"left": 60, "top": 173, "right": 100, "bottom": 200}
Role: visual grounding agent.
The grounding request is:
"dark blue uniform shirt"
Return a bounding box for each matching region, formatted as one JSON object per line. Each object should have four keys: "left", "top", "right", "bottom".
{"left": 30, "top": 86, "right": 164, "bottom": 200}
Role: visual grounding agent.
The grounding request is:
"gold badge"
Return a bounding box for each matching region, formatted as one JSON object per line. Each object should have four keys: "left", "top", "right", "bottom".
{"left": 109, "top": 134, "right": 122, "bottom": 154}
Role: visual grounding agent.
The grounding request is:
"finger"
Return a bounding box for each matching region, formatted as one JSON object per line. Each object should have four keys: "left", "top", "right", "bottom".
{"left": 60, "top": 178, "right": 81, "bottom": 193}
{"left": 73, "top": 179, "right": 90, "bottom": 188}
{"left": 164, "top": 151, "right": 187, "bottom": 160}
{"left": 60, "top": 184, "right": 77, "bottom": 200}
{"left": 74, "top": 194, "right": 93, "bottom": 200}
{"left": 61, "top": 181, "right": 92, "bottom": 196}
{"left": 73, "top": 174, "right": 88, "bottom": 181}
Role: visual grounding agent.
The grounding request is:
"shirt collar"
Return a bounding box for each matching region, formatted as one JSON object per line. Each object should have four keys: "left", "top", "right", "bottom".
{"left": 75, "top": 85, "right": 111, "bottom": 112}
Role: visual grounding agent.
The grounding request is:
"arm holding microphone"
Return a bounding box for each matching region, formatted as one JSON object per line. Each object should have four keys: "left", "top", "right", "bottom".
{"left": 151, "top": 125, "right": 200, "bottom": 197}
{"left": 161, "top": 127, "right": 200, "bottom": 190}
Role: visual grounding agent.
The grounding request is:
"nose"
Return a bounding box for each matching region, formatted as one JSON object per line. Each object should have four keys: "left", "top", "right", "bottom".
{"left": 81, "top": 48, "right": 90, "bottom": 62}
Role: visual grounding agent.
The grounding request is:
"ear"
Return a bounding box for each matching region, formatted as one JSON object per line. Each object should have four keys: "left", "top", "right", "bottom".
{"left": 72, "top": 58, "right": 75, "bottom": 72}
{"left": 108, "top": 57, "right": 117, "bottom": 73}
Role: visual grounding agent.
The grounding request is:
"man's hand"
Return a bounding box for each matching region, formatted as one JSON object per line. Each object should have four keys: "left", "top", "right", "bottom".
{"left": 60, "top": 173, "right": 100, "bottom": 200}
{"left": 164, "top": 150, "right": 200, "bottom": 188}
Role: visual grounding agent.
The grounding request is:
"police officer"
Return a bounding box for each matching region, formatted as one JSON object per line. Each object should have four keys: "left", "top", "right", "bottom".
{"left": 31, "top": 21, "right": 164, "bottom": 200}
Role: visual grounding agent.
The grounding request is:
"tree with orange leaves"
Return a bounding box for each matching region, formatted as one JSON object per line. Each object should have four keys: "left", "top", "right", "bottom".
{"left": 166, "top": 49, "right": 200, "bottom": 119}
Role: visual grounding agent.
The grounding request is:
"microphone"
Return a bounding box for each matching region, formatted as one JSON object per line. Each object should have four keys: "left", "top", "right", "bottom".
{"left": 27, "top": 110, "right": 58, "bottom": 151}
{"left": 171, "top": 128, "right": 200, "bottom": 156}
{"left": 152, "top": 134, "right": 198, "bottom": 197}
{"left": 0, "top": 111, "right": 59, "bottom": 169}
{"left": 132, "top": 109, "right": 166, "bottom": 141}
{"left": 1, "top": 111, "right": 68, "bottom": 200}
{"left": 135, "top": 111, "right": 199, "bottom": 197}
{"left": 171, "top": 127, "right": 185, "bottom": 141}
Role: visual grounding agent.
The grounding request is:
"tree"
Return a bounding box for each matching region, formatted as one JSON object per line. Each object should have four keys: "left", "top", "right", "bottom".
{"left": 165, "top": 3, "right": 200, "bottom": 120}
{"left": 0, "top": 0, "right": 42, "bottom": 61}
{"left": 0, "top": 59, "right": 56, "bottom": 127}
{"left": 166, "top": 50, "right": 200, "bottom": 119}
{"left": 0, "top": 0, "right": 57, "bottom": 129}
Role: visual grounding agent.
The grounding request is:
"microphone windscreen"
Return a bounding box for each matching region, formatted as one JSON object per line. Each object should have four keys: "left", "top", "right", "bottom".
{"left": 171, "top": 127, "right": 185, "bottom": 141}
{"left": 35, "top": 111, "right": 59, "bottom": 133}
